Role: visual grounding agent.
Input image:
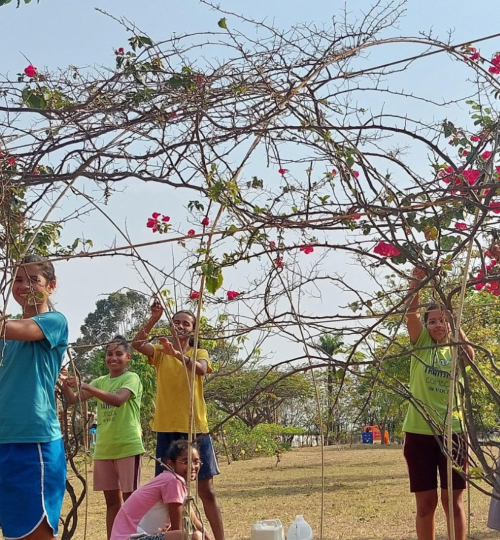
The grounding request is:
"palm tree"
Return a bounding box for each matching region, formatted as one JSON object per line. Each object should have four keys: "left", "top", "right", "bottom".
{"left": 317, "top": 333, "right": 343, "bottom": 445}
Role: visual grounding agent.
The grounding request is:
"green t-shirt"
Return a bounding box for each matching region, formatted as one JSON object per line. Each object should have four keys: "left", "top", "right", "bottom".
{"left": 90, "top": 371, "right": 144, "bottom": 459}
{"left": 402, "top": 327, "right": 464, "bottom": 435}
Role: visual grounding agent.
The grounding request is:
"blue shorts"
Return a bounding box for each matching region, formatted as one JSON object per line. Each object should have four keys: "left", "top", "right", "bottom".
{"left": 155, "top": 432, "right": 220, "bottom": 479}
{"left": 0, "top": 439, "right": 66, "bottom": 539}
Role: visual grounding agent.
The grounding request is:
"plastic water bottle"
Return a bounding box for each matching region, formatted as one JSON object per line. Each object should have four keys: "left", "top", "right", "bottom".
{"left": 251, "top": 519, "right": 285, "bottom": 540}
{"left": 286, "top": 515, "right": 313, "bottom": 540}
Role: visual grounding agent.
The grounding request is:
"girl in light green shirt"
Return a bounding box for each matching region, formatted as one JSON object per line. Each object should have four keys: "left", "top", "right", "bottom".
{"left": 63, "top": 335, "right": 144, "bottom": 540}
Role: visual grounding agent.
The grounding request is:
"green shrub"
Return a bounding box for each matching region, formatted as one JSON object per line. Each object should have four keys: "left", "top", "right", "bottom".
{"left": 213, "top": 418, "right": 305, "bottom": 461}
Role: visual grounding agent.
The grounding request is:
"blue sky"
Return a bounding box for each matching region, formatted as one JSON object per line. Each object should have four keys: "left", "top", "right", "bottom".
{"left": 1, "top": 0, "right": 500, "bottom": 347}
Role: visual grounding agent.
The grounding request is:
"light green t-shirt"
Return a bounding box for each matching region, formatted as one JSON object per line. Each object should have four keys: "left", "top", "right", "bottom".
{"left": 402, "top": 327, "right": 464, "bottom": 435}
{"left": 90, "top": 371, "right": 145, "bottom": 459}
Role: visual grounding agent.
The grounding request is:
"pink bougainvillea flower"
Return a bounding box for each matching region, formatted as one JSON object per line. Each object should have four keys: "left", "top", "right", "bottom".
{"left": 467, "top": 48, "right": 480, "bottom": 61}
{"left": 161, "top": 215, "right": 170, "bottom": 222}
{"left": 481, "top": 151, "right": 492, "bottom": 160}
{"left": 187, "top": 229, "right": 195, "bottom": 236}
{"left": 454, "top": 222, "right": 467, "bottom": 230}
{"left": 331, "top": 169, "right": 338, "bottom": 175}
{"left": 8, "top": 157, "right": 15, "bottom": 166}
{"left": 470, "top": 135, "right": 480, "bottom": 142}
{"left": 201, "top": 216, "right": 210, "bottom": 226}
{"left": 351, "top": 170, "right": 360, "bottom": 178}
{"left": 33, "top": 170, "right": 40, "bottom": 175}
{"left": 274, "top": 256, "right": 284, "bottom": 269}
{"left": 299, "top": 245, "right": 314, "bottom": 255}
{"left": 489, "top": 66, "right": 500, "bottom": 75}
{"left": 373, "top": 241, "right": 400, "bottom": 257}
{"left": 24, "top": 65, "right": 37, "bottom": 78}
{"left": 439, "top": 166, "right": 455, "bottom": 184}
{"left": 461, "top": 149, "right": 469, "bottom": 157}
{"left": 189, "top": 291, "right": 200, "bottom": 300}
{"left": 346, "top": 207, "right": 361, "bottom": 220}
{"left": 278, "top": 168, "right": 287, "bottom": 175}
{"left": 169, "top": 112, "right": 178, "bottom": 120}
{"left": 146, "top": 218, "right": 157, "bottom": 228}
{"left": 114, "top": 47, "right": 125, "bottom": 55}
{"left": 490, "top": 201, "right": 500, "bottom": 214}
{"left": 151, "top": 212, "right": 161, "bottom": 219}
{"left": 269, "top": 241, "right": 276, "bottom": 249}
{"left": 461, "top": 168, "right": 481, "bottom": 186}
{"left": 226, "top": 290, "right": 239, "bottom": 300}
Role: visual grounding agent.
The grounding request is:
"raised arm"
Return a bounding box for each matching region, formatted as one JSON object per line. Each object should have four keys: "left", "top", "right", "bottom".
{"left": 406, "top": 267, "right": 425, "bottom": 345}
{"left": 131, "top": 298, "right": 163, "bottom": 359}
{"left": 1, "top": 318, "right": 46, "bottom": 341}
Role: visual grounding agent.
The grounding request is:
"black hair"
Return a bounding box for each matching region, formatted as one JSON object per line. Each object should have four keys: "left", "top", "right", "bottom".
{"left": 172, "top": 310, "right": 197, "bottom": 347}
{"left": 106, "top": 335, "right": 132, "bottom": 354}
{"left": 20, "top": 254, "right": 56, "bottom": 282}
{"left": 164, "top": 439, "right": 199, "bottom": 462}
{"left": 423, "top": 303, "right": 447, "bottom": 324}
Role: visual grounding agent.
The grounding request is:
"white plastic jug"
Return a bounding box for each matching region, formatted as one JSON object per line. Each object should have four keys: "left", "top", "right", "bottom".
{"left": 251, "top": 519, "right": 285, "bottom": 540}
{"left": 286, "top": 515, "right": 313, "bottom": 540}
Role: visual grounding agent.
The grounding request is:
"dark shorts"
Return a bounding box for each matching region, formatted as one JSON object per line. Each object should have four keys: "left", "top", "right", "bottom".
{"left": 0, "top": 439, "right": 66, "bottom": 539}
{"left": 403, "top": 432, "right": 467, "bottom": 492}
{"left": 155, "top": 432, "right": 220, "bottom": 479}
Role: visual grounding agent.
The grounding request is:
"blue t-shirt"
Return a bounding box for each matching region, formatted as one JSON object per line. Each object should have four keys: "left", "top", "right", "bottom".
{"left": 0, "top": 311, "right": 69, "bottom": 443}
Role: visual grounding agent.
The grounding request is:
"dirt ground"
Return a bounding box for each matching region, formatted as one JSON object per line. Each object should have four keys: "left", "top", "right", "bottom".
{"left": 60, "top": 444, "right": 498, "bottom": 540}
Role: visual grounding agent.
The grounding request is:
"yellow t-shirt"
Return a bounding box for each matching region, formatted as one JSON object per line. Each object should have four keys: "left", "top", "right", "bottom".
{"left": 149, "top": 345, "right": 212, "bottom": 433}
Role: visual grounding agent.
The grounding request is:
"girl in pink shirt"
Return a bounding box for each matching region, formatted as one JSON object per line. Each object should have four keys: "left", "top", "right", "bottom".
{"left": 111, "top": 440, "right": 209, "bottom": 540}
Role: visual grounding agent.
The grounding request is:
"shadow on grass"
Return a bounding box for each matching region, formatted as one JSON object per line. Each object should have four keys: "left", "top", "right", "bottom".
{"left": 321, "top": 532, "right": 499, "bottom": 540}
{"left": 218, "top": 471, "right": 409, "bottom": 499}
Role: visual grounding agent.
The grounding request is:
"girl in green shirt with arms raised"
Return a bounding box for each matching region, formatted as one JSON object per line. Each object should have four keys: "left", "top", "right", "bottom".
{"left": 404, "top": 267, "right": 474, "bottom": 540}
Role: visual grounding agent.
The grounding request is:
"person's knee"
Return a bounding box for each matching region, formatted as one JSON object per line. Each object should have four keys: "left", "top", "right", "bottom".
{"left": 198, "top": 479, "right": 217, "bottom": 503}
{"left": 104, "top": 490, "right": 123, "bottom": 510}
{"left": 192, "top": 531, "right": 203, "bottom": 540}
{"left": 416, "top": 492, "right": 438, "bottom": 517}
{"left": 441, "top": 489, "right": 464, "bottom": 513}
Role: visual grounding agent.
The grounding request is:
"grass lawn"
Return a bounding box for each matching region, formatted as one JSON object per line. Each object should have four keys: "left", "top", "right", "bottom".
{"left": 62, "top": 444, "right": 497, "bottom": 540}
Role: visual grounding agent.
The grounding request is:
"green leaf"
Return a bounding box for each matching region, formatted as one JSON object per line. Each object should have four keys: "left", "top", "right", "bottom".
{"left": 201, "top": 261, "right": 214, "bottom": 277}
{"left": 250, "top": 176, "right": 263, "bottom": 189}
{"left": 442, "top": 120, "right": 456, "bottom": 138}
{"left": 335, "top": 368, "right": 345, "bottom": 380}
{"left": 218, "top": 18, "right": 228, "bottom": 29}
{"left": 391, "top": 252, "right": 407, "bottom": 265}
{"left": 138, "top": 35, "right": 153, "bottom": 47}
{"left": 441, "top": 236, "right": 459, "bottom": 251}
{"left": 22, "top": 88, "right": 47, "bottom": 109}
{"left": 206, "top": 271, "right": 223, "bottom": 294}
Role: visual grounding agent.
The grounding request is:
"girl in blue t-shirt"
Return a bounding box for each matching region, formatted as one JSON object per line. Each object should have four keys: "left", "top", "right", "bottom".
{"left": 0, "top": 254, "right": 69, "bottom": 540}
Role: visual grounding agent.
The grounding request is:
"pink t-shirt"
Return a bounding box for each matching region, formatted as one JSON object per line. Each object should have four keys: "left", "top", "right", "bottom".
{"left": 110, "top": 470, "right": 187, "bottom": 540}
